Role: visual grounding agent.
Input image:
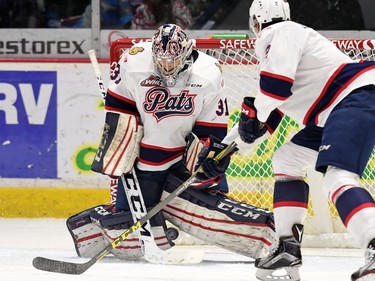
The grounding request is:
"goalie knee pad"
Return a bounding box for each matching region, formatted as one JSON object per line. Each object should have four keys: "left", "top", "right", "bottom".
{"left": 162, "top": 173, "right": 276, "bottom": 258}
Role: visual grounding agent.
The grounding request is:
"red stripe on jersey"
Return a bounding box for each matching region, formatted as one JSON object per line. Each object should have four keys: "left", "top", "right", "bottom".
{"left": 313, "top": 64, "right": 375, "bottom": 124}
{"left": 330, "top": 184, "right": 356, "bottom": 203}
{"left": 273, "top": 201, "right": 308, "bottom": 209}
{"left": 344, "top": 203, "right": 375, "bottom": 227}
{"left": 260, "top": 89, "right": 289, "bottom": 100}
{"left": 195, "top": 121, "right": 227, "bottom": 128}
{"left": 140, "top": 143, "right": 185, "bottom": 152}
{"left": 260, "top": 71, "right": 294, "bottom": 83}
{"left": 138, "top": 151, "right": 184, "bottom": 166}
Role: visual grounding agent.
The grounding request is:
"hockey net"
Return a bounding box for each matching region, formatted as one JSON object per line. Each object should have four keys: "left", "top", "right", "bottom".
{"left": 110, "top": 38, "right": 375, "bottom": 248}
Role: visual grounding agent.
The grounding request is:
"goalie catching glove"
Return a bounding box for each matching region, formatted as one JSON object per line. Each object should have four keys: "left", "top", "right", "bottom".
{"left": 239, "top": 97, "right": 267, "bottom": 144}
{"left": 194, "top": 135, "right": 236, "bottom": 181}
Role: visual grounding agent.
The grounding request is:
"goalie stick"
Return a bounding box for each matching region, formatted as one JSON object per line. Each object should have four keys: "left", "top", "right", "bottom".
{"left": 87, "top": 49, "right": 106, "bottom": 100}
{"left": 32, "top": 141, "right": 238, "bottom": 275}
{"left": 121, "top": 170, "right": 204, "bottom": 264}
{"left": 88, "top": 49, "right": 197, "bottom": 264}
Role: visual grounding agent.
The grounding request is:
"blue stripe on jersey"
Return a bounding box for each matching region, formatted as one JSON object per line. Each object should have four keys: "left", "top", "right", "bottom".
{"left": 139, "top": 144, "right": 185, "bottom": 166}
{"left": 105, "top": 89, "right": 139, "bottom": 116}
{"left": 304, "top": 61, "right": 375, "bottom": 125}
{"left": 273, "top": 180, "right": 309, "bottom": 209}
{"left": 335, "top": 187, "right": 375, "bottom": 227}
{"left": 260, "top": 71, "right": 293, "bottom": 100}
{"left": 265, "top": 108, "right": 284, "bottom": 134}
{"left": 192, "top": 122, "right": 227, "bottom": 140}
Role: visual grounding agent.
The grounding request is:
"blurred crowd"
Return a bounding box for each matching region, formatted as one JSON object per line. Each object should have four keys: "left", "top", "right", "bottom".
{"left": 0, "top": 0, "right": 214, "bottom": 30}
{"left": 0, "top": 0, "right": 368, "bottom": 30}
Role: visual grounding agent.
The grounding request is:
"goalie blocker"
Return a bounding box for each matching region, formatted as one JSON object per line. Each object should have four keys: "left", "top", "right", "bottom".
{"left": 67, "top": 171, "right": 276, "bottom": 260}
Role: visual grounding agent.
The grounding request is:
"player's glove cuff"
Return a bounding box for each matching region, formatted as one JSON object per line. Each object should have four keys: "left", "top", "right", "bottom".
{"left": 238, "top": 97, "right": 267, "bottom": 144}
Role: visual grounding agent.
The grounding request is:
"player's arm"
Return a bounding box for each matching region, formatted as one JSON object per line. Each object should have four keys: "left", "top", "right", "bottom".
{"left": 254, "top": 25, "right": 304, "bottom": 122}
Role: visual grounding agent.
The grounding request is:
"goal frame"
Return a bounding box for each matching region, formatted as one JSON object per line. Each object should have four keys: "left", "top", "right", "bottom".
{"left": 109, "top": 37, "right": 375, "bottom": 247}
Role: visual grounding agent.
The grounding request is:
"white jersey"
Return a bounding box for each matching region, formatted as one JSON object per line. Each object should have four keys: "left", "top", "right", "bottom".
{"left": 106, "top": 41, "right": 228, "bottom": 171}
{"left": 253, "top": 21, "right": 375, "bottom": 127}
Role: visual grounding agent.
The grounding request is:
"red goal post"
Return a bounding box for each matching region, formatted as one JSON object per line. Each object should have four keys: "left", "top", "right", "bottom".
{"left": 110, "top": 38, "right": 375, "bottom": 247}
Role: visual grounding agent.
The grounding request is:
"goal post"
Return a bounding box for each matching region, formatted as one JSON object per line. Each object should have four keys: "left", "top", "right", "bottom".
{"left": 109, "top": 37, "right": 375, "bottom": 248}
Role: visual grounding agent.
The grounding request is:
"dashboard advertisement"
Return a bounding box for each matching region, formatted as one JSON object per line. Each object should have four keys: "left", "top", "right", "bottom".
{"left": 0, "top": 62, "right": 109, "bottom": 188}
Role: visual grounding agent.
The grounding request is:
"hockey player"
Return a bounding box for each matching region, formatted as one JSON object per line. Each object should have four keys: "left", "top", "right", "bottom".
{"left": 67, "top": 23, "right": 275, "bottom": 262}
{"left": 214, "top": 0, "right": 375, "bottom": 280}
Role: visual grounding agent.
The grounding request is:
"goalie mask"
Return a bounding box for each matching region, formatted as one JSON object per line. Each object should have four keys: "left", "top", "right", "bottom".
{"left": 249, "top": 0, "right": 290, "bottom": 37}
{"left": 152, "top": 24, "right": 193, "bottom": 87}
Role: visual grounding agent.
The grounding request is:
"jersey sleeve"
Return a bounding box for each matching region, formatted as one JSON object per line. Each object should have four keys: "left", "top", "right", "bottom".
{"left": 105, "top": 51, "right": 139, "bottom": 117}
{"left": 192, "top": 61, "right": 228, "bottom": 141}
{"left": 254, "top": 23, "right": 308, "bottom": 122}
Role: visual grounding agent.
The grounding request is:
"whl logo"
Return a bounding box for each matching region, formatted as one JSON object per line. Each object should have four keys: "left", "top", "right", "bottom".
{"left": 143, "top": 88, "right": 196, "bottom": 122}
{"left": 140, "top": 75, "right": 162, "bottom": 87}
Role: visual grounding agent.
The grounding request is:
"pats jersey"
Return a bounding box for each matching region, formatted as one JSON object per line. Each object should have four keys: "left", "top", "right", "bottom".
{"left": 253, "top": 21, "right": 375, "bottom": 127}
{"left": 106, "top": 41, "right": 228, "bottom": 171}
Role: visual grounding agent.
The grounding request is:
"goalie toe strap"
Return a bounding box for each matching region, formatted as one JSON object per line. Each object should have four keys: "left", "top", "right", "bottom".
{"left": 162, "top": 174, "right": 277, "bottom": 259}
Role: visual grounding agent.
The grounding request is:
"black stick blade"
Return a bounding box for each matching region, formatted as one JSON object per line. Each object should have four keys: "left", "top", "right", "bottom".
{"left": 32, "top": 257, "right": 93, "bottom": 275}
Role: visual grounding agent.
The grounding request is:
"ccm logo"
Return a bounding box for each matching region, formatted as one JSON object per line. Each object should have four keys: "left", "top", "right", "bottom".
{"left": 217, "top": 202, "right": 261, "bottom": 219}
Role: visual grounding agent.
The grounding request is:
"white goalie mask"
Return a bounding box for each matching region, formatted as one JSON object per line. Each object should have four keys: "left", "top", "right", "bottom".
{"left": 249, "top": 0, "right": 290, "bottom": 36}
{"left": 152, "top": 24, "right": 193, "bottom": 87}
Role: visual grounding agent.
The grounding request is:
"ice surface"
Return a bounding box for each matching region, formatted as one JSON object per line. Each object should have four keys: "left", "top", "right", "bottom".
{"left": 0, "top": 218, "right": 366, "bottom": 281}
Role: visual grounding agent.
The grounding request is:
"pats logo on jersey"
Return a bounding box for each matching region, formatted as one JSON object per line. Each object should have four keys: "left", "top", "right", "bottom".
{"left": 143, "top": 87, "right": 196, "bottom": 122}
{"left": 140, "top": 75, "right": 162, "bottom": 87}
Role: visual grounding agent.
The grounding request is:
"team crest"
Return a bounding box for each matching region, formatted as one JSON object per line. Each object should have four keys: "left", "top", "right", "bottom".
{"left": 143, "top": 88, "right": 196, "bottom": 122}
{"left": 140, "top": 75, "right": 163, "bottom": 87}
{"left": 129, "top": 46, "right": 144, "bottom": 55}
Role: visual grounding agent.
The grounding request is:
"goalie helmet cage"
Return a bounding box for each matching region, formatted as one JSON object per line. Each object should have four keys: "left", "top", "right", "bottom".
{"left": 110, "top": 37, "right": 375, "bottom": 248}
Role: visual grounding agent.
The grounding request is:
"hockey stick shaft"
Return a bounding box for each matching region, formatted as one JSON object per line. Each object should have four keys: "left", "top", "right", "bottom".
{"left": 87, "top": 49, "right": 107, "bottom": 100}
{"left": 32, "top": 141, "right": 237, "bottom": 275}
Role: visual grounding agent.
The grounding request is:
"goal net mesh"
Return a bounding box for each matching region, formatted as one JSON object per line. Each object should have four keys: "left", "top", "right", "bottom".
{"left": 110, "top": 38, "right": 375, "bottom": 248}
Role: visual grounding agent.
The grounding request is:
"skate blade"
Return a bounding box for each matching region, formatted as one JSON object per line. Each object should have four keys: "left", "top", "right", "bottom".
{"left": 256, "top": 266, "right": 301, "bottom": 281}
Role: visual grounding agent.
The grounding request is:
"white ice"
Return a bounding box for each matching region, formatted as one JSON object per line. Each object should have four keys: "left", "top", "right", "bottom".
{"left": 0, "top": 218, "right": 366, "bottom": 281}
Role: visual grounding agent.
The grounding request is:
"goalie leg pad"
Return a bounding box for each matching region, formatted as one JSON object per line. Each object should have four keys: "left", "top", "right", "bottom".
{"left": 90, "top": 205, "right": 174, "bottom": 253}
{"left": 67, "top": 205, "right": 143, "bottom": 260}
{"left": 91, "top": 112, "right": 143, "bottom": 176}
{"left": 162, "top": 173, "right": 277, "bottom": 259}
{"left": 66, "top": 205, "right": 109, "bottom": 259}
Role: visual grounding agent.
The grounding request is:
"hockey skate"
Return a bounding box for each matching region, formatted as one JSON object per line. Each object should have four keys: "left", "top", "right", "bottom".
{"left": 255, "top": 224, "right": 303, "bottom": 281}
{"left": 351, "top": 238, "right": 375, "bottom": 281}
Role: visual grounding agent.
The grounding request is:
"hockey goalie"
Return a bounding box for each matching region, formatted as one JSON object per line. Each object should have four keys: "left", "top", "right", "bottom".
{"left": 66, "top": 23, "right": 276, "bottom": 263}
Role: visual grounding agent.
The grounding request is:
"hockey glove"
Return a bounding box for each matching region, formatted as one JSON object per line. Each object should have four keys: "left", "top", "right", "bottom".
{"left": 194, "top": 135, "right": 234, "bottom": 181}
{"left": 238, "top": 97, "right": 267, "bottom": 144}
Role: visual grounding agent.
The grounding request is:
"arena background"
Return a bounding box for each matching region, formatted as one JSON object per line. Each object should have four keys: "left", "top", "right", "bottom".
{"left": 0, "top": 0, "right": 374, "bottom": 219}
